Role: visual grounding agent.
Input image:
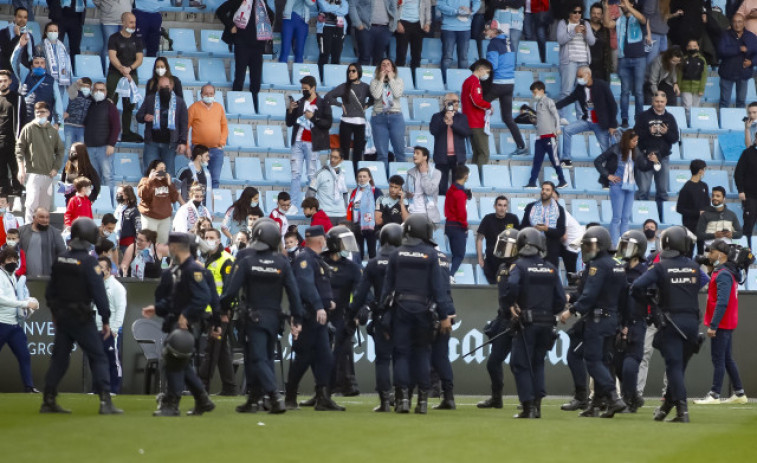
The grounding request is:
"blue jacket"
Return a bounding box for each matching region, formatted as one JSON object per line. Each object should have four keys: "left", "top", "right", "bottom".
{"left": 437, "top": 0, "right": 480, "bottom": 32}
{"left": 717, "top": 28, "right": 757, "bottom": 81}
{"left": 486, "top": 35, "right": 515, "bottom": 83}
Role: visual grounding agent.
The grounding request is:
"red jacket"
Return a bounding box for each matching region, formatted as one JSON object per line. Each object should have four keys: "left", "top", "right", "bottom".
{"left": 445, "top": 182, "right": 468, "bottom": 229}
{"left": 310, "top": 209, "right": 333, "bottom": 232}
{"left": 461, "top": 74, "right": 491, "bottom": 129}
{"left": 531, "top": 0, "right": 549, "bottom": 13}
{"left": 64, "top": 194, "right": 93, "bottom": 227}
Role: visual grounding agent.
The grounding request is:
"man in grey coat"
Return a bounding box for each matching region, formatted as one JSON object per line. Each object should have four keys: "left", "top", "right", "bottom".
{"left": 404, "top": 146, "right": 442, "bottom": 223}
{"left": 350, "top": 0, "right": 397, "bottom": 66}
{"left": 18, "top": 207, "right": 65, "bottom": 277}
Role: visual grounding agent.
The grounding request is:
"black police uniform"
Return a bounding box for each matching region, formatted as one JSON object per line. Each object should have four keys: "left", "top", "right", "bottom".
{"left": 619, "top": 260, "right": 648, "bottom": 407}
{"left": 381, "top": 242, "right": 453, "bottom": 396}
{"left": 501, "top": 255, "right": 565, "bottom": 414}
{"left": 220, "top": 249, "right": 304, "bottom": 399}
{"left": 569, "top": 253, "right": 627, "bottom": 407}
{"left": 198, "top": 251, "right": 233, "bottom": 393}
{"left": 631, "top": 255, "right": 709, "bottom": 413}
{"left": 563, "top": 270, "right": 589, "bottom": 408}
{"left": 327, "top": 255, "right": 362, "bottom": 394}
{"left": 153, "top": 256, "right": 212, "bottom": 405}
{"left": 430, "top": 251, "right": 455, "bottom": 405}
{"left": 44, "top": 247, "right": 111, "bottom": 399}
{"left": 286, "top": 247, "right": 335, "bottom": 397}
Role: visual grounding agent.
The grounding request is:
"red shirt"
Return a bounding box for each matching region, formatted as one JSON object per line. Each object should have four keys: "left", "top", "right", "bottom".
{"left": 64, "top": 194, "right": 93, "bottom": 227}
{"left": 445, "top": 182, "right": 468, "bottom": 229}
{"left": 310, "top": 209, "right": 333, "bottom": 232}
{"left": 461, "top": 75, "right": 491, "bottom": 129}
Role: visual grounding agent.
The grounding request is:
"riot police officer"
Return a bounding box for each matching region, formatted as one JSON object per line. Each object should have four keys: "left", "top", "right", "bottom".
{"left": 561, "top": 267, "right": 589, "bottom": 412}
{"left": 430, "top": 249, "right": 456, "bottom": 410}
{"left": 41, "top": 218, "right": 122, "bottom": 415}
{"left": 478, "top": 228, "right": 519, "bottom": 409}
{"left": 349, "top": 223, "right": 402, "bottom": 412}
{"left": 220, "top": 220, "right": 304, "bottom": 414}
{"left": 380, "top": 214, "right": 453, "bottom": 414}
{"left": 630, "top": 226, "right": 709, "bottom": 423}
{"left": 616, "top": 229, "right": 649, "bottom": 412}
{"left": 142, "top": 232, "right": 216, "bottom": 417}
{"left": 559, "top": 226, "right": 628, "bottom": 418}
{"left": 285, "top": 226, "right": 345, "bottom": 411}
{"left": 502, "top": 228, "right": 565, "bottom": 418}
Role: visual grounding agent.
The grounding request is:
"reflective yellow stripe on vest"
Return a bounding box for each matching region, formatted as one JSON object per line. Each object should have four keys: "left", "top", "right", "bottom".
{"left": 206, "top": 251, "right": 234, "bottom": 312}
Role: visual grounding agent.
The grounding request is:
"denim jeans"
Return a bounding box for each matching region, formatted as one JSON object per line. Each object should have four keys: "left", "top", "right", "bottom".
{"left": 618, "top": 57, "right": 646, "bottom": 120}
{"left": 279, "top": 12, "right": 309, "bottom": 63}
{"left": 524, "top": 11, "right": 551, "bottom": 62}
{"left": 609, "top": 183, "right": 634, "bottom": 246}
{"left": 101, "top": 24, "right": 121, "bottom": 68}
{"left": 370, "top": 112, "right": 406, "bottom": 165}
{"left": 63, "top": 125, "right": 84, "bottom": 163}
{"left": 710, "top": 328, "right": 744, "bottom": 395}
{"left": 208, "top": 147, "right": 224, "bottom": 189}
{"left": 142, "top": 142, "right": 176, "bottom": 177}
{"left": 290, "top": 141, "right": 317, "bottom": 209}
{"left": 561, "top": 119, "right": 610, "bottom": 161}
{"left": 445, "top": 223, "right": 467, "bottom": 276}
{"left": 441, "top": 30, "right": 470, "bottom": 84}
{"left": 636, "top": 155, "right": 669, "bottom": 220}
{"left": 719, "top": 78, "right": 748, "bottom": 110}
{"left": 0, "top": 321, "right": 34, "bottom": 388}
{"left": 558, "top": 60, "right": 588, "bottom": 119}
{"left": 646, "top": 33, "right": 668, "bottom": 66}
{"left": 357, "top": 25, "right": 392, "bottom": 66}
{"left": 89, "top": 145, "right": 115, "bottom": 207}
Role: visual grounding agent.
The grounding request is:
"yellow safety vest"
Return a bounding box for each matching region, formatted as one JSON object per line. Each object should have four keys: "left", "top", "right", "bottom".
{"left": 205, "top": 251, "right": 234, "bottom": 312}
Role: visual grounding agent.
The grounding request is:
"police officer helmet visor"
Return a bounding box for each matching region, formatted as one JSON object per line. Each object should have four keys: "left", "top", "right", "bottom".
{"left": 617, "top": 239, "right": 640, "bottom": 260}
{"left": 581, "top": 239, "right": 599, "bottom": 263}
{"left": 493, "top": 235, "right": 518, "bottom": 259}
{"left": 334, "top": 230, "right": 360, "bottom": 252}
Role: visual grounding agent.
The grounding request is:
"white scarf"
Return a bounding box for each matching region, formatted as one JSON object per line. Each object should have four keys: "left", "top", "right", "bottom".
{"left": 329, "top": 164, "right": 347, "bottom": 201}
{"left": 233, "top": 0, "right": 254, "bottom": 29}
{"left": 622, "top": 154, "right": 635, "bottom": 185}
{"left": 44, "top": 39, "right": 72, "bottom": 86}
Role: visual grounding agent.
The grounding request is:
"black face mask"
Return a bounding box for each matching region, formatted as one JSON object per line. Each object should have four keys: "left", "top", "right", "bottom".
{"left": 3, "top": 262, "right": 17, "bottom": 274}
{"left": 116, "top": 194, "right": 124, "bottom": 203}
{"left": 302, "top": 90, "right": 311, "bottom": 99}
{"left": 644, "top": 229, "right": 656, "bottom": 239}
{"left": 193, "top": 200, "right": 202, "bottom": 208}
{"left": 37, "top": 224, "right": 49, "bottom": 231}
{"left": 159, "top": 87, "right": 171, "bottom": 102}
{"left": 687, "top": 49, "right": 698, "bottom": 55}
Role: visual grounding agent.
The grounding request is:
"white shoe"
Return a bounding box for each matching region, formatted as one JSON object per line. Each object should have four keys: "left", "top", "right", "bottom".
{"left": 722, "top": 394, "right": 748, "bottom": 405}
{"left": 693, "top": 392, "right": 721, "bottom": 405}
{"left": 450, "top": 276, "right": 456, "bottom": 284}
{"left": 560, "top": 118, "right": 570, "bottom": 126}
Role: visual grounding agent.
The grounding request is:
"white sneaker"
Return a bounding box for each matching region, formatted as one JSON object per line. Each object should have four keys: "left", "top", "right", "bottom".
{"left": 693, "top": 392, "right": 722, "bottom": 405}
{"left": 450, "top": 276, "right": 456, "bottom": 284}
{"left": 560, "top": 118, "right": 570, "bottom": 126}
{"left": 722, "top": 394, "right": 748, "bottom": 405}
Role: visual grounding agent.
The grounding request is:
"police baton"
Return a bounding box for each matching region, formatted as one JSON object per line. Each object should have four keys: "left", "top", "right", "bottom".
{"left": 662, "top": 312, "right": 688, "bottom": 341}
{"left": 463, "top": 326, "right": 513, "bottom": 357}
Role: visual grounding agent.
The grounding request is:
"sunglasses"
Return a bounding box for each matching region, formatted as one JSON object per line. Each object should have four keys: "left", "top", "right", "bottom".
{"left": 572, "top": 10, "right": 583, "bottom": 14}
{"left": 348, "top": 69, "right": 358, "bottom": 73}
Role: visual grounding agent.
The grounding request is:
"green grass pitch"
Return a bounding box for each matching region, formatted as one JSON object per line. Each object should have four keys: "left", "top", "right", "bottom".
{"left": 1, "top": 394, "right": 754, "bottom": 462}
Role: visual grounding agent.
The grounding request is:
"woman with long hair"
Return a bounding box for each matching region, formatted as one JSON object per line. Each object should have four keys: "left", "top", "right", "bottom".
{"left": 645, "top": 45, "right": 683, "bottom": 104}
{"left": 594, "top": 129, "right": 655, "bottom": 245}
{"left": 221, "top": 186, "right": 259, "bottom": 241}
{"left": 114, "top": 184, "right": 141, "bottom": 255}
{"left": 120, "top": 229, "right": 169, "bottom": 279}
{"left": 347, "top": 167, "right": 383, "bottom": 260}
{"left": 61, "top": 142, "right": 101, "bottom": 205}
{"left": 137, "top": 160, "right": 182, "bottom": 244}
{"left": 145, "top": 57, "right": 183, "bottom": 97}
{"left": 370, "top": 58, "right": 406, "bottom": 164}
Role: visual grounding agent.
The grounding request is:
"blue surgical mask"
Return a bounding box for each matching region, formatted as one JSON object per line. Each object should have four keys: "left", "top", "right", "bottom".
{"left": 202, "top": 96, "right": 214, "bottom": 104}
{"left": 251, "top": 200, "right": 259, "bottom": 208}
{"left": 576, "top": 78, "right": 588, "bottom": 86}
{"left": 340, "top": 250, "right": 351, "bottom": 259}
{"left": 201, "top": 161, "right": 209, "bottom": 168}
{"left": 32, "top": 67, "right": 45, "bottom": 77}
{"left": 36, "top": 116, "right": 47, "bottom": 125}
{"left": 0, "top": 207, "right": 5, "bottom": 214}
{"left": 80, "top": 87, "right": 91, "bottom": 97}
{"left": 46, "top": 32, "right": 58, "bottom": 42}
{"left": 358, "top": 182, "right": 369, "bottom": 188}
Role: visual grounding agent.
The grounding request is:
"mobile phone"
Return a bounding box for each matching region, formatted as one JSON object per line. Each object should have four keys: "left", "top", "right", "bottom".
{"left": 288, "top": 95, "right": 295, "bottom": 103}
{"left": 156, "top": 171, "right": 166, "bottom": 178}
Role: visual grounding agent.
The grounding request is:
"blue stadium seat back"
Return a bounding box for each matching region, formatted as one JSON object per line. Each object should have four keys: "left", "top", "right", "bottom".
{"left": 264, "top": 158, "right": 292, "bottom": 185}
{"left": 436, "top": 196, "right": 445, "bottom": 223}
{"left": 227, "top": 124, "right": 256, "bottom": 150}
{"left": 303, "top": 35, "right": 320, "bottom": 62}
{"left": 600, "top": 199, "right": 612, "bottom": 224}
{"left": 226, "top": 91, "right": 257, "bottom": 118}
{"left": 670, "top": 142, "right": 681, "bottom": 160}
{"left": 200, "top": 29, "right": 231, "bottom": 56}
{"left": 514, "top": 70, "right": 534, "bottom": 98}
{"left": 262, "top": 62, "right": 291, "bottom": 88}
{"left": 466, "top": 164, "right": 484, "bottom": 191}
{"left": 489, "top": 99, "right": 503, "bottom": 125}
{"left": 478, "top": 196, "right": 494, "bottom": 217}
{"left": 182, "top": 89, "right": 195, "bottom": 106}
{"left": 748, "top": 81, "right": 757, "bottom": 101}
{"left": 510, "top": 164, "right": 533, "bottom": 188}
{"left": 631, "top": 200, "right": 660, "bottom": 225}
{"left": 689, "top": 107, "right": 718, "bottom": 132}
{"left": 544, "top": 167, "right": 573, "bottom": 190}
{"left": 357, "top": 161, "right": 389, "bottom": 189}
{"left": 388, "top": 162, "right": 414, "bottom": 179}
{"left": 433, "top": 229, "right": 449, "bottom": 253}
{"left": 412, "top": 98, "right": 440, "bottom": 123}
{"left": 91, "top": 191, "right": 114, "bottom": 214}
{"left": 571, "top": 199, "right": 600, "bottom": 224}
{"left": 720, "top": 108, "right": 745, "bottom": 131}
{"left": 667, "top": 169, "right": 689, "bottom": 194}
{"left": 422, "top": 37, "right": 443, "bottom": 63}
{"left": 475, "top": 265, "right": 489, "bottom": 285}
{"left": 341, "top": 35, "right": 357, "bottom": 61}
{"left": 114, "top": 153, "right": 142, "bottom": 181}
{"left": 174, "top": 156, "right": 189, "bottom": 177}
{"left": 445, "top": 69, "right": 470, "bottom": 92}
{"left": 234, "top": 157, "right": 272, "bottom": 186}
{"left": 80, "top": 24, "right": 103, "bottom": 53}
{"left": 361, "top": 66, "right": 375, "bottom": 85}
{"left": 409, "top": 130, "right": 433, "bottom": 151}
{"left": 415, "top": 68, "right": 445, "bottom": 93}
{"left": 499, "top": 132, "right": 517, "bottom": 155}
{"left": 729, "top": 201, "right": 743, "bottom": 221}
{"left": 197, "top": 58, "right": 228, "bottom": 85}
{"left": 546, "top": 41, "right": 560, "bottom": 65}
{"left": 509, "top": 197, "right": 533, "bottom": 219}
{"left": 745, "top": 272, "right": 757, "bottom": 291}
{"left": 26, "top": 21, "right": 41, "bottom": 44}
{"left": 717, "top": 131, "right": 746, "bottom": 162}
{"left": 400, "top": 97, "right": 412, "bottom": 122}
{"left": 169, "top": 28, "right": 198, "bottom": 54}
{"left": 397, "top": 67, "right": 417, "bottom": 93}
{"left": 609, "top": 74, "right": 621, "bottom": 99}
{"left": 588, "top": 134, "right": 604, "bottom": 158}
{"left": 516, "top": 41, "right": 541, "bottom": 65}
{"left": 219, "top": 157, "right": 236, "bottom": 183}
{"left": 568, "top": 134, "right": 590, "bottom": 160}
{"left": 481, "top": 164, "right": 512, "bottom": 190}
{"left": 331, "top": 105, "right": 343, "bottom": 123}
{"left": 74, "top": 54, "right": 104, "bottom": 80}
{"left": 454, "top": 263, "right": 476, "bottom": 284}
{"left": 291, "top": 62, "right": 321, "bottom": 86}
{"left": 464, "top": 232, "right": 477, "bottom": 257}
{"left": 662, "top": 201, "right": 682, "bottom": 226}
{"left": 212, "top": 189, "right": 234, "bottom": 218}
{"left": 467, "top": 198, "right": 480, "bottom": 224}
{"left": 324, "top": 64, "right": 348, "bottom": 88}
{"left": 539, "top": 71, "right": 561, "bottom": 98}
{"left": 339, "top": 161, "right": 357, "bottom": 189}
{"left": 703, "top": 169, "right": 732, "bottom": 194}
{"left": 468, "top": 39, "right": 482, "bottom": 61}
{"left": 257, "top": 124, "right": 287, "bottom": 151}
{"left": 703, "top": 76, "right": 719, "bottom": 103}
{"left": 681, "top": 137, "right": 711, "bottom": 160}
{"left": 256, "top": 92, "right": 286, "bottom": 118}
{"left": 167, "top": 58, "right": 196, "bottom": 84}
{"left": 263, "top": 190, "right": 279, "bottom": 215}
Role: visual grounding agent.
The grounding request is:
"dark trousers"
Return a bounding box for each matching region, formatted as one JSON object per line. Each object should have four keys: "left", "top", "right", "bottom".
{"left": 233, "top": 41, "right": 265, "bottom": 113}
{"left": 621, "top": 320, "right": 646, "bottom": 400}
{"left": 339, "top": 121, "right": 366, "bottom": 171}
{"left": 710, "top": 328, "right": 743, "bottom": 395}
{"left": 510, "top": 323, "right": 551, "bottom": 403}
{"left": 198, "top": 320, "right": 236, "bottom": 393}
{"left": 431, "top": 331, "right": 453, "bottom": 393}
{"left": 106, "top": 69, "right": 137, "bottom": 135}
{"left": 437, "top": 157, "right": 458, "bottom": 195}
{"left": 289, "top": 318, "right": 333, "bottom": 388}
{"left": 657, "top": 314, "right": 698, "bottom": 402}
{"left": 560, "top": 247, "right": 579, "bottom": 274}
{"left": 102, "top": 334, "right": 122, "bottom": 394}
{"left": 165, "top": 360, "right": 206, "bottom": 401}
{"left": 356, "top": 229, "right": 377, "bottom": 260}
{"left": 317, "top": 26, "right": 344, "bottom": 82}
{"left": 357, "top": 25, "right": 391, "bottom": 65}
{"left": 743, "top": 198, "right": 757, "bottom": 248}
{"left": 0, "top": 140, "right": 21, "bottom": 193}
{"left": 393, "top": 306, "right": 432, "bottom": 390}
{"left": 567, "top": 323, "right": 588, "bottom": 394}
{"left": 371, "top": 322, "right": 393, "bottom": 392}
{"left": 487, "top": 83, "right": 525, "bottom": 149}
{"left": 330, "top": 316, "right": 358, "bottom": 392}
{"left": 524, "top": 11, "right": 551, "bottom": 62}
{"left": 529, "top": 137, "right": 564, "bottom": 185}
{"left": 134, "top": 9, "right": 162, "bottom": 57}
{"left": 471, "top": 13, "right": 486, "bottom": 59}
{"left": 486, "top": 326, "right": 513, "bottom": 391}
{"left": 483, "top": 257, "right": 506, "bottom": 285}
{"left": 582, "top": 316, "right": 617, "bottom": 398}
{"left": 395, "top": 20, "right": 424, "bottom": 74}
{"left": 445, "top": 222, "right": 467, "bottom": 275}
{"left": 243, "top": 324, "right": 277, "bottom": 394}
{"left": 58, "top": 8, "right": 84, "bottom": 60}
{"left": 44, "top": 316, "right": 110, "bottom": 396}
{"left": 0, "top": 321, "right": 34, "bottom": 389}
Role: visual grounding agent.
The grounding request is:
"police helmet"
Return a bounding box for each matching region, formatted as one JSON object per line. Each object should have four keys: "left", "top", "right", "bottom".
{"left": 250, "top": 217, "right": 278, "bottom": 237}
{"left": 616, "top": 230, "right": 647, "bottom": 261}
{"left": 516, "top": 227, "right": 546, "bottom": 257}
{"left": 659, "top": 225, "right": 689, "bottom": 256}
{"left": 70, "top": 217, "right": 99, "bottom": 245}
{"left": 494, "top": 228, "right": 520, "bottom": 259}
{"left": 402, "top": 214, "right": 435, "bottom": 246}
{"left": 379, "top": 223, "right": 403, "bottom": 248}
{"left": 581, "top": 226, "right": 612, "bottom": 263}
{"left": 326, "top": 225, "right": 360, "bottom": 253}
{"left": 162, "top": 329, "right": 195, "bottom": 371}
{"left": 251, "top": 220, "right": 282, "bottom": 251}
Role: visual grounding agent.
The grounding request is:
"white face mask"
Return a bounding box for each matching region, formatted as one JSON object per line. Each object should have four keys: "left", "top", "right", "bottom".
{"left": 202, "top": 96, "right": 214, "bottom": 104}
{"left": 103, "top": 230, "right": 112, "bottom": 237}
{"left": 287, "top": 246, "right": 298, "bottom": 253}
{"left": 206, "top": 240, "right": 218, "bottom": 250}
{"left": 155, "top": 67, "right": 167, "bottom": 77}
{"left": 46, "top": 31, "right": 58, "bottom": 42}
{"left": 5, "top": 239, "right": 17, "bottom": 247}
{"left": 36, "top": 116, "right": 48, "bottom": 125}
{"left": 125, "top": 27, "right": 136, "bottom": 34}
{"left": 480, "top": 73, "right": 490, "bottom": 81}
{"left": 83, "top": 187, "right": 92, "bottom": 196}
{"left": 576, "top": 78, "right": 588, "bottom": 86}
{"left": 358, "top": 182, "right": 369, "bottom": 188}
{"left": 93, "top": 91, "right": 106, "bottom": 102}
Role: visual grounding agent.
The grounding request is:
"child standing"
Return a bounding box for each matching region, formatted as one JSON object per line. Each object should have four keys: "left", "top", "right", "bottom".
{"left": 677, "top": 39, "right": 708, "bottom": 125}
{"left": 63, "top": 77, "right": 93, "bottom": 156}
{"left": 64, "top": 177, "right": 94, "bottom": 228}
{"left": 525, "top": 81, "right": 568, "bottom": 189}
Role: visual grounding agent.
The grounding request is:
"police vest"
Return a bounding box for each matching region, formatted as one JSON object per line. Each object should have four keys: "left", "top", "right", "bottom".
{"left": 392, "top": 244, "right": 438, "bottom": 301}
{"left": 23, "top": 74, "right": 56, "bottom": 121}
{"left": 655, "top": 257, "right": 701, "bottom": 315}
{"left": 207, "top": 251, "right": 234, "bottom": 295}
{"left": 587, "top": 255, "right": 627, "bottom": 312}
{"left": 514, "top": 257, "right": 559, "bottom": 317}
{"left": 705, "top": 268, "right": 739, "bottom": 329}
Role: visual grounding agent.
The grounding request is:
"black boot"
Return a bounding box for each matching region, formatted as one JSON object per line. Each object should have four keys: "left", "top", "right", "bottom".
{"left": 561, "top": 389, "right": 589, "bottom": 411}
{"left": 414, "top": 389, "right": 428, "bottom": 414}
{"left": 284, "top": 383, "right": 299, "bottom": 410}
{"left": 654, "top": 397, "right": 674, "bottom": 421}
{"left": 477, "top": 387, "right": 503, "bottom": 408}
{"left": 314, "top": 386, "right": 346, "bottom": 411}
{"left": 514, "top": 401, "right": 537, "bottom": 419}
{"left": 299, "top": 388, "right": 317, "bottom": 407}
{"left": 373, "top": 391, "right": 392, "bottom": 412}
{"left": 667, "top": 400, "right": 690, "bottom": 423}
{"left": 600, "top": 391, "right": 627, "bottom": 418}
{"left": 395, "top": 387, "right": 410, "bottom": 413}
{"left": 579, "top": 396, "right": 601, "bottom": 417}
{"left": 236, "top": 392, "right": 259, "bottom": 413}
{"left": 268, "top": 391, "right": 286, "bottom": 414}
{"left": 187, "top": 394, "right": 216, "bottom": 416}
{"left": 99, "top": 393, "right": 123, "bottom": 415}
{"left": 433, "top": 389, "right": 456, "bottom": 410}
{"left": 40, "top": 394, "right": 71, "bottom": 414}
{"left": 153, "top": 395, "right": 181, "bottom": 417}
{"left": 534, "top": 397, "right": 542, "bottom": 418}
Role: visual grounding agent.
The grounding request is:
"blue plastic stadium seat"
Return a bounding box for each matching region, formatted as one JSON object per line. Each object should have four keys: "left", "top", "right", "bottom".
{"left": 689, "top": 107, "right": 718, "bottom": 133}
{"left": 409, "top": 130, "right": 433, "bottom": 151}
{"left": 137, "top": 56, "right": 157, "bottom": 82}
{"left": 453, "top": 263, "right": 475, "bottom": 284}
{"left": 464, "top": 231, "right": 477, "bottom": 257}
{"left": 388, "top": 162, "right": 414, "bottom": 179}
{"left": 546, "top": 41, "right": 559, "bottom": 65}
{"left": 91, "top": 191, "right": 114, "bottom": 214}
{"left": 478, "top": 196, "right": 494, "bottom": 217}
{"left": 226, "top": 124, "right": 256, "bottom": 150}
{"left": 481, "top": 165, "right": 512, "bottom": 191}
{"left": 397, "top": 67, "right": 419, "bottom": 94}
{"left": 516, "top": 41, "right": 541, "bottom": 66}
{"left": 113, "top": 153, "right": 142, "bottom": 182}
{"left": 212, "top": 189, "right": 233, "bottom": 218}
{"left": 445, "top": 69, "right": 470, "bottom": 92}
{"left": 291, "top": 62, "right": 321, "bottom": 86}
{"left": 433, "top": 229, "right": 449, "bottom": 253}
{"left": 509, "top": 197, "right": 533, "bottom": 219}
{"left": 74, "top": 54, "right": 104, "bottom": 80}
{"left": 631, "top": 201, "right": 660, "bottom": 225}
{"left": 544, "top": 167, "right": 573, "bottom": 190}
{"left": 412, "top": 98, "right": 439, "bottom": 123}
{"left": 609, "top": 74, "right": 621, "bottom": 99}
{"left": 475, "top": 265, "right": 489, "bottom": 285}
{"left": 510, "top": 165, "right": 533, "bottom": 189}
{"left": 720, "top": 108, "right": 744, "bottom": 131}
{"left": 466, "top": 164, "right": 488, "bottom": 192}
{"left": 361, "top": 66, "right": 375, "bottom": 85}
{"left": 415, "top": 68, "right": 445, "bottom": 93}
{"left": 662, "top": 201, "right": 682, "bottom": 226}
{"left": 513, "top": 70, "right": 534, "bottom": 98}
{"left": 422, "top": 37, "right": 443, "bottom": 64}
{"left": 539, "top": 71, "right": 561, "bottom": 97}
{"left": 167, "top": 58, "right": 197, "bottom": 84}
{"left": 573, "top": 167, "right": 605, "bottom": 194}
{"left": 261, "top": 62, "right": 291, "bottom": 89}
{"left": 197, "top": 58, "right": 228, "bottom": 86}
{"left": 257, "top": 125, "right": 287, "bottom": 151}
{"left": 357, "top": 161, "right": 389, "bottom": 189}
{"left": 169, "top": 29, "right": 198, "bottom": 55}
{"left": 681, "top": 137, "right": 711, "bottom": 160}
{"left": 600, "top": 199, "right": 612, "bottom": 224}
{"left": 200, "top": 29, "right": 231, "bottom": 56}
{"left": 341, "top": 35, "right": 357, "bottom": 61}
{"left": 568, "top": 134, "right": 591, "bottom": 160}
{"left": 703, "top": 76, "right": 719, "bottom": 103}
{"left": 80, "top": 24, "right": 103, "bottom": 53}
{"left": 703, "top": 169, "right": 732, "bottom": 194}
{"left": 256, "top": 92, "right": 286, "bottom": 118}
{"left": 219, "top": 157, "right": 239, "bottom": 185}
{"left": 234, "top": 157, "right": 273, "bottom": 186}
{"left": 499, "top": 132, "right": 517, "bottom": 156}
{"left": 264, "top": 158, "right": 292, "bottom": 186}
{"left": 667, "top": 169, "right": 689, "bottom": 194}
{"left": 324, "top": 64, "right": 348, "bottom": 88}
{"left": 467, "top": 198, "right": 480, "bottom": 225}
{"left": 226, "top": 91, "right": 257, "bottom": 119}
{"left": 717, "top": 131, "right": 746, "bottom": 162}
{"left": 571, "top": 199, "right": 600, "bottom": 224}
